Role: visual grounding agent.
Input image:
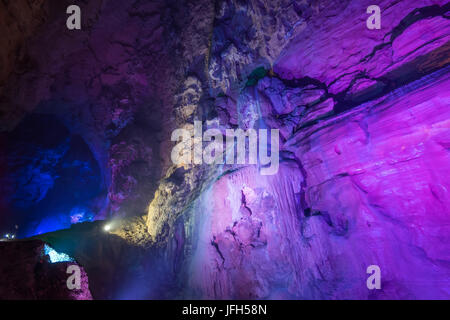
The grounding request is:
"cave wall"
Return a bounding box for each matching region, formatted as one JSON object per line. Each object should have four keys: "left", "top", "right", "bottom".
{"left": 0, "top": 240, "right": 91, "bottom": 299}
{"left": 180, "top": 68, "right": 450, "bottom": 300}
{"left": 0, "top": 0, "right": 449, "bottom": 299}
{"left": 0, "top": 114, "right": 103, "bottom": 237}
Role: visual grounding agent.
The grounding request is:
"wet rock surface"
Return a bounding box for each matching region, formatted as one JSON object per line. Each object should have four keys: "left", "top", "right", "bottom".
{"left": 0, "top": 239, "right": 91, "bottom": 299}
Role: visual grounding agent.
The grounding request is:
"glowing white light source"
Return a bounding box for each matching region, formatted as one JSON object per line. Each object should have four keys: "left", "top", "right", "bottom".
{"left": 103, "top": 224, "right": 112, "bottom": 232}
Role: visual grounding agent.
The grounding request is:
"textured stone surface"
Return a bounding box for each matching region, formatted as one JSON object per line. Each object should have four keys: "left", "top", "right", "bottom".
{"left": 188, "top": 163, "right": 305, "bottom": 299}
{"left": 182, "top": 68, "right": 450, "bottom": 299}
{"left": 0, "top": 239, "right": 92, "bottom": 299}
{"left": 0, "top": 114, "right": 103, "bottom": 237}
{"left": 0, "top": 0, "right": 198, "bottom": 219}
{"left": 0, "top": 0, "right": 47, "bottom": 86}
{"left": 275, "top": 0, "right": 450, "bottom": 91}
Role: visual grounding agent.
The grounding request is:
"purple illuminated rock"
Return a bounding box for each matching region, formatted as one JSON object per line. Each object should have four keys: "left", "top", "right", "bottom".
{"left": 0, "top": 240, "right": 92, "bottom": 300}
{"left": 0, "top": 0, "right": 449, "bottom": 300}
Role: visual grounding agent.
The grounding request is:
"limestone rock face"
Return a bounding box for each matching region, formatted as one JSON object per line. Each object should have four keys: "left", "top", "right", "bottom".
{"left": 208, "top": 0, "right": 306, "bottom": 92}
{"left": 0, "top": 0, "right": 216, "bottom": 220}
{"left": 0, "top": 114, "right": 103, "bottom": 237}
{"left": 166, "top": 0, "right": 450, "bottom": 299}
{"left": 0, "top": 0, "right": 47, "bottom": 86}
{"left": 188, "top": 164, "right": 305, "bottom": 299}
{"left": 183, "top": 68, "right": 450, "bottom": 299}
{"left": 0, "top": 240, "right": 92, "bottom": 300}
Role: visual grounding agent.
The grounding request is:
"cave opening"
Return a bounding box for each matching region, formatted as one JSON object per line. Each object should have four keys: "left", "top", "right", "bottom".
{"left": 0, "top": 113, "right": 106, "bottom": 238}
